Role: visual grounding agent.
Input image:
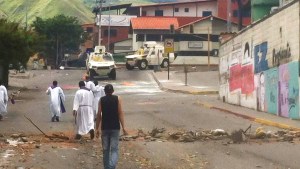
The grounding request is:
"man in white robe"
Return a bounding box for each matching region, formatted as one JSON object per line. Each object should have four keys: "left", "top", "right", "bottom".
{"left": 93, "top": 81, "right": 105, "bottom": 120}
{"left": 84, "top": 75, "right": 96, "bottom": 91}
{"left": 46, "top": 80, "right": 65, "bottom": 122}
{"left": 0, "top": 81, "right": 8, "bottom": 121}
{"left": 73, "top": 81, "right": 95, "bottom": 140}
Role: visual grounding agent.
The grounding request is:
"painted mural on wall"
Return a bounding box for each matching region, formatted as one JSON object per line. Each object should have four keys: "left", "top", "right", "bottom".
{"left": 254, "top": 42, "right": 268, "bottom": 73}
{"left": 229, "top": 49, "right": 242, "bottom": 92}
{"left": 225, "top": 42, "right": 256, "bottom": 97}
{"left": 219, "top": 1, "right": 300, "bottom": 119}
{"left": 278, "top": 62, "right": 299, "bottom": 118}
{"left": 256, "top": 72, "right": 265, "bottom": 111}
{"left": 265, "top": 68, "right": 278, "bottom": 115}
{"left": 241, "top": 42, "right": 255, "bottom": 95}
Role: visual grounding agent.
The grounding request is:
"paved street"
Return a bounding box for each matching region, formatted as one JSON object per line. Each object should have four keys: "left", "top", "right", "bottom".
{"left": 0, "top": 67, "right": 300, "bottom": 169}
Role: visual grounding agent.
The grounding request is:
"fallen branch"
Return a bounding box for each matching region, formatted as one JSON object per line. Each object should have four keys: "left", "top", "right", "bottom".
{"left": 24, "top": 115, "right": 69, "bottom": 140}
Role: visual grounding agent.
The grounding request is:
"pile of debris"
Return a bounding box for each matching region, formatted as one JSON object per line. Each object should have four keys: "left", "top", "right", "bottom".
{"left": 121, "top": 128, "right": 229, "bottom": 143}
{"left": 121, "top": 127, "right": 300, "bottom": 144}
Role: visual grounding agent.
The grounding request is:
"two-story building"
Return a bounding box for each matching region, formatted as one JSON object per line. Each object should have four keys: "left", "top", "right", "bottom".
{"left": 128, "top": 15, "right": 239, "bottom": 65}
{"left": 124, "top": 0, "right": 251, "bottom": 26}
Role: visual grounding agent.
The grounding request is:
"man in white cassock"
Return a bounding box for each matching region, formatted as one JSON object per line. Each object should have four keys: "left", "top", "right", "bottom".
{"left": 46, "top": 80, "right": 65, "bottom": 122}
{"left": 0, "top": 81, "right": 8, "bottom": 121}
{"left": 73, "top": 81, "right": 95, "bottom": 140}
{"left": 92, "top": 80, "right": 105, "bottom": 120}
{"left": 84, "top": 75, "right": 96, "bottom": 91}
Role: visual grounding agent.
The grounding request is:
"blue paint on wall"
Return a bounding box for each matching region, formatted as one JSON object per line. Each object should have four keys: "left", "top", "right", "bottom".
{"left": 254, "top": 42, "right": 269, "bottom": 73}
{"left": 265, "top": 68, "right": 278, "bottom": 115}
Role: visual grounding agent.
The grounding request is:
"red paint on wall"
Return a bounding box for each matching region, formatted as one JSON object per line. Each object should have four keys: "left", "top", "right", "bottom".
{"left": 229, "top": 64, "right": 242, "bottom": 92}
{"left": 241, "top": 64, "right": 254, "bottom": 94}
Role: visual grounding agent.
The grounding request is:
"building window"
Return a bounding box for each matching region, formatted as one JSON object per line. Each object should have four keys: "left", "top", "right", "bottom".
{"left": 104, "top": 29, "right": 117, "bottom": 37}
{"left": 86, "top": 27, "right": 93, "bottom": 33}
{"left": 136, "top": 34, "right": 145, "bottom": 41}
{"left": 146, "top": 34, "right": 161, "bottom": 41}
{"left": 174, "top": 8, "right": 179, "bottom": 12}
{"left": 184, "top": 8, "right": 189, "bottom": 12}
{"left": 155, "top": 10, "right": 164, "bottom": 16}
{"left": 202, "top": 11, "right": 212, "bottom": 17}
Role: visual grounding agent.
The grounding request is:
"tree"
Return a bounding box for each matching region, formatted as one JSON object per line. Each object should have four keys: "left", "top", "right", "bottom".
{"left": 32, "top": 15, "right": 85, "bottom": 68}
{"left": 0, "top": 19, "right": 39, "bottom": 87}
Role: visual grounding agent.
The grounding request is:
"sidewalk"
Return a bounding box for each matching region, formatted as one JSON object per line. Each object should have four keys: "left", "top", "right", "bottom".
{"left": 151, "top": 70, "right": 300, "bottom": 131}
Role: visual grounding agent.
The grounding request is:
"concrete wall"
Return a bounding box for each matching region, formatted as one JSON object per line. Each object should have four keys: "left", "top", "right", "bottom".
{"left": 219, "top": 1, "right": 300, "bottom": 119}
{"left": 114, "top": 39, "right": 133, "bottom": 53}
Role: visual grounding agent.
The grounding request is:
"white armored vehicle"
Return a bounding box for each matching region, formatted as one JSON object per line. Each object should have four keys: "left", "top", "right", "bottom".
{"left": 125, "top": 41, "right": 175, "bottom": 70}
{"left": 86, "top": 46, "right": 116, "bottom": 80}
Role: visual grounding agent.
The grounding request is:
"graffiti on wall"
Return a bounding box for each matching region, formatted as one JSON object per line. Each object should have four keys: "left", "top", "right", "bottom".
{"left": 272, "top": 43, "right": 291, "bottom": 66}
{"left": 265, "top": 68, "right": 278, "bottom": 115}
{"left": 241, "top": 64, "right": 254, "bottom": 94}
{"left": 242, "top": 42, "right": 252, "bottom": 65}
{"left": 229, "top": 48, "right": 242, "bottom": 92}
{"left": 220, "top": 56, "right": 229, "bottom": 85}
{"left": 254, "top": 42, "right": 268, "bottom": 73}
{"left": 256, "top": 72, "right": 265, "bottom": 111}
{"left": 229, "top": 64, "right": 241, "bottom": 92}
{"left": 278, "top": 62, "right": 299, "bottom": 118}
{"left": 287, "top": 62, "right": 299, "bottom": 118}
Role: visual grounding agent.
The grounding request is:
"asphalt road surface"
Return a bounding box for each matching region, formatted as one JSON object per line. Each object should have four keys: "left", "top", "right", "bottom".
{"left": 1, "top": 68, "right": 299, "bottom": 169}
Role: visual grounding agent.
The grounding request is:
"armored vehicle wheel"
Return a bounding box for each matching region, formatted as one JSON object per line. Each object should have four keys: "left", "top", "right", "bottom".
{"left": 138, "top": 60, "right": 148, "bottom": 70}
{"left": 161, "top": 59, "right": 169, "bottom": 68}
{"left": 109, "top": 68, "right": 116, "bottom": 80}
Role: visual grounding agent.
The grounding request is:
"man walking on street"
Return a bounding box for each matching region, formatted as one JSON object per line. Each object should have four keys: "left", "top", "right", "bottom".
{"left": 73, "top": 81, "right": 95, "bottom": 140}
{"left": 96, "top": 84, "right": 128, "bottom": 169}
{"left": 84, "top": 75, "right": 95, "bottom": 91}
{"left": 0, "top": 81, "right": 8, "bottom": 121}
{"left": 46, "top": 80, "right": 65, "bottom": 122}
{"left": 93, "top": 80, "right": 105, "bottom": 120}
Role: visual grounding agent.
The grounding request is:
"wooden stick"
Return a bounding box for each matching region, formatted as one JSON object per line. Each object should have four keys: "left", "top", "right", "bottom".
{"left": 24, "top": 115, "right": 49, "bottom": 137}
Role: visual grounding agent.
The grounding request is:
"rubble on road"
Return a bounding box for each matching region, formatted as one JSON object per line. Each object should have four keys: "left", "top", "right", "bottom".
{"left": 120, "top": 127, "right": 300, "bottom": 144}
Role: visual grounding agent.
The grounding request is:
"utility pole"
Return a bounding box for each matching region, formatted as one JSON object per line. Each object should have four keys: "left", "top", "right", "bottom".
{"left": 108, "top": 1, "right": 111, "bottom": 51}
{"left": 208, "top": 26, "right": 210, "bottom": 71}
{"left": 97, "top": 0, "right": 105, "bottom": 46}
{"left": 227, "top": 0, "right": 232, "bottom": 32}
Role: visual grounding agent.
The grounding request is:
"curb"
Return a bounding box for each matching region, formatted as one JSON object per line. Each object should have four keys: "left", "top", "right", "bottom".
{"left": 151, "top": 72, "right": 219, "bottom": 95}
{"left": 196, "top": 102, "right": 300, "bottom": 131}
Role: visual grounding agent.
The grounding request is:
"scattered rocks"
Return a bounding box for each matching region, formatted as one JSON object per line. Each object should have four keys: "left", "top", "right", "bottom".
{"left": 120, "top": 127, "right": 300, "bottom": 144}
{"left": 212, "top": 129, "right": 227, "bottom": 136}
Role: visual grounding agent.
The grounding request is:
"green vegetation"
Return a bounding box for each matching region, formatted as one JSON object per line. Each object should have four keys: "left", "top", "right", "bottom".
{"left": 32, "top": 15, "right": 85, "bottom": 68}
{"left": 0, "top": 19, "right": 40, "bottom": 86}
{"left": 0, "top": 0, "right": 179, "bottom": 25}
{"left": 0, "top": 0, "right": 94, "bottom": 25}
